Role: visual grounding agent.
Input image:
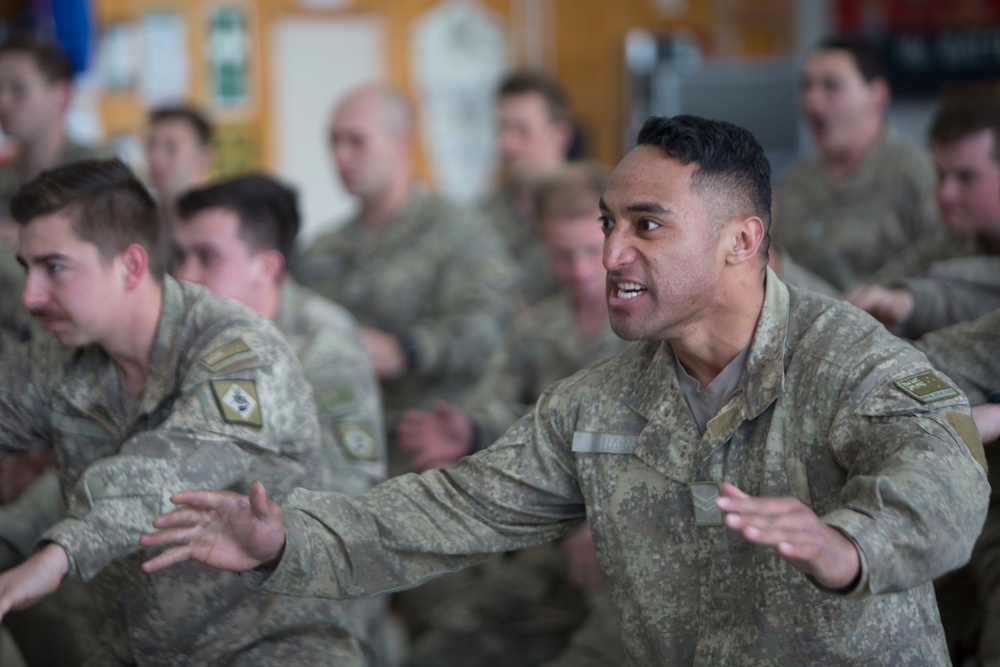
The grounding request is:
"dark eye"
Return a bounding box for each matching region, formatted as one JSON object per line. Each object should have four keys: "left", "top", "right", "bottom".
{"left": 599, "top": 216, "right": 614, "bottom": 234}
{"left": 637, "top": 218, "right": 660, "bottom": 232}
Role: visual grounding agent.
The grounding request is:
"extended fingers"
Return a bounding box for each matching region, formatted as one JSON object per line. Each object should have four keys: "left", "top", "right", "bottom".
{"left": 141, "top": 545, "right": 193, "bottom": 573}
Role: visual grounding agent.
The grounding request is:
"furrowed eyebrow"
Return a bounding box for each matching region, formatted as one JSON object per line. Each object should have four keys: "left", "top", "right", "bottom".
{"left": 24, "top": 252, "right": 71, "bottom": 266}
{"left": 625, "top": 201, "right": 671, "bottom": 215}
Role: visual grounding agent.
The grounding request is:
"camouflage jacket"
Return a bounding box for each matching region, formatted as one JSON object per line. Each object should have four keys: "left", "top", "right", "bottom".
{"left": 295, "top": 184, "right": 514, "bottom": 415}
{"left": 871, "top": 232, "right": 1000, "bottom": 338}
{"left": 462, "top": 290, "right": 626, "bottom": 448}
{"left": 0, "top": 277, "right": 364, "bottom": 666}
{"left": 274, "top": 280, "right": 386, "bottom": 496}
{"left": 480, "top": 187, "right": 560, "bottom": 305}
{"left": 258, "top": 270, "right": 988, "bottom": 666}
{"left": 773, "top": 127, "right": 942, "bottom": 291}
{"left": 0, "top": 142, "right": 110, "bottom": 208}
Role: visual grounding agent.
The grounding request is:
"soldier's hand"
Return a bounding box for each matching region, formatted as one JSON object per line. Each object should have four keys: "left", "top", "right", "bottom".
{"left": 140, "top": 481, "right": 286, "bottom": 574}
{"left": 360, "top": 327, "right": 408, "bottom": 379}
{"left": 397, "top": 400, "right": 473, "bottom": 471}
{"left": 716, "top": 483, "right": 860, "bottom": 591}
{"left": 560, "top": 522, "right": 606, "bottom": 591}
{"left": 841, "top": 284, "right": 914, "bottom": 328}
{"left": 0, "top": 542, "right": 68, "bottom": 621}
{"left": 973, "top": 403, "right": 1000, "bottom": 444}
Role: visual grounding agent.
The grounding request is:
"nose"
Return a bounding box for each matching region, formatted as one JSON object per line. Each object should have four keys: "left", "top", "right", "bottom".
{"left": 603, "top": 225, "right": 635, "bottom": 272}
{"left": 21, "top": 268, "right": 47, "bottom": 312}
{"left": 937, "top": 175, "right": 959, "bottom": 205}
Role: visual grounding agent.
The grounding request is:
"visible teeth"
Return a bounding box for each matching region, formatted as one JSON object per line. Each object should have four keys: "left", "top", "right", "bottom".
{"left": 616, "top": 282, "right": 646, "bottom": 300}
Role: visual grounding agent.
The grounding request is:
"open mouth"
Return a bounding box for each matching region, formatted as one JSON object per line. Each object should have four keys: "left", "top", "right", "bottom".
{"left": 615, "top": 282, "right": 647, "bottom": 300}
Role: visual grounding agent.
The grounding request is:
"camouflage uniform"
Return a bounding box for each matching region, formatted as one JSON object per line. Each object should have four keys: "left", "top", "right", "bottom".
{"left": 915, "top": 310, "right": 1000, "bottom": 665}
{"left": 0, "top": 143, "right": 109, "bottom": 208}
{"left": 295, "top": 185, "right": 514, "bottom": 476}
{"left": 770, "top": 247, "right": 839, "bottom": 298}
{"left": 464, "top": 290, "right": 626, "bottom": 448}
{"left": 0, "top": 277, "right": 365, "bottom": 666}
{"left": 0, "top": 247, "right": 38, "bottom": 356}
{"left": 274, "top": 280, "right": 386, "bottom": 496}
{"left": 869, "top": 231, "right": 1000, "bottom": 338}
{"left": 402, "top": 290, "right": 628, "bottom": 666}
{"left": 480, "top": 187, "right": 559, "bottom": 305}
{"left": 773, "top": 127, "right": 942, "bottom": 292}
{"left": 257, "top": 269, "right": 989, "bottom": 666}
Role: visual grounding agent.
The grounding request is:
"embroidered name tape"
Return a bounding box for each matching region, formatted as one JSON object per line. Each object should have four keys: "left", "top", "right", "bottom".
{"left": 571, "top": 432, "right": 638, "bottom": 454}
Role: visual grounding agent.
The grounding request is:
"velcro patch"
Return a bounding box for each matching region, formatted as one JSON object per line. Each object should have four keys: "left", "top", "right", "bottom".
{"left": 892, "top": 371, "right": 959, "bottom": 404}
{"left": 201, "top": 338, "right": 256, "bottom": 371}
{"left": 338, "top": 423, "right": 378, "bottom": 461}
{"left": 210, "top": 380, "right": 263, "bottom": 428}
{"left": 316, "top": 385, "right": 357, "bottom": 414}
{"left": 946, "top": 411, "right": 988, "bottom": 472}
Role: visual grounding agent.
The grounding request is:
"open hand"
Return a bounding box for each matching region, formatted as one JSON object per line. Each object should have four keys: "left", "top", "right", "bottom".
{"left": 141, "top": 481, "right": 286, "bottom": 574}
{"left": 397, "top": 400, "right": 474, "bottom": 471}
{"left": 716, "top": 483, "right": 860, "bottom": 591}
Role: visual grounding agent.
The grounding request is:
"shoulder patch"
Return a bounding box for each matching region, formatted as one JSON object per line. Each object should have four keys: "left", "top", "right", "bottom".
{"left": 201, "top": 338, "right": 257, "bottom": 372}
{"left": 892, "top": 371, "right": 960, "bottom": 404}
{"left": 338, "top": 423, "right": 378, "bottom": 461}
{"left": 946, "top": 411, "right": 988, "bottom": 472}
{"left": 315, "top": 385, "right": 357, "bottom": 414}
{"left": 210, "top": 380, "right": 263, "bottom": 428}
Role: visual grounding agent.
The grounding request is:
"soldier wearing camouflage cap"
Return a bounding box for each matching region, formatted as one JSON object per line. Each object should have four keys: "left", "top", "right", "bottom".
{"left": 145, "top": 116, "right": 989, "bottom": 666}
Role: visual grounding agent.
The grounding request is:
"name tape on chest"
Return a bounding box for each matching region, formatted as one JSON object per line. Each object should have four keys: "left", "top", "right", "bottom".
{"left": 210, "top": 380, "right": 263, "bottom": 428}
{"left": 571, "top": 431, "right": 638, "bottom": 454}
{"left": 892, "top": 371, "right": 959, "bottom": 404}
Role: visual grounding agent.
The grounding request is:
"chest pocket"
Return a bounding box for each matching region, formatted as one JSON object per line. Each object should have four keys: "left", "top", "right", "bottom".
{"left": 49, "top": 412, "right": 118, "bottom": 489}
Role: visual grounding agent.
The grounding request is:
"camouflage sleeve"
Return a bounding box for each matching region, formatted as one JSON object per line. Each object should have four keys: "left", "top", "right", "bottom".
{"left": 260, "top": 391, "right": 586, "bottom": 600}
{"left": 0, "top": 340, "right": 55, "bottom": 457}
{"left": 41, "top": 338, "right": 322, "bottom": 582}
{"left": 0, "top": 469, "right": 63, "bottom": 570}
{"left": 914, "top": 309, "right": 1000, "bottom": 404}
{"left": 460, "top": 313, "right": 536, "bottom": 449}
{"left": 404, "top": 213, "right": 514, "bottom": 377}
{"left": 303, "top": 325, "right": 387, "bottom": 497}
{"left": 821, "top": 358, "right": 990, "bottom": 597}
{"left": 890, "top": 257, "right": 1000, "bottom": 338}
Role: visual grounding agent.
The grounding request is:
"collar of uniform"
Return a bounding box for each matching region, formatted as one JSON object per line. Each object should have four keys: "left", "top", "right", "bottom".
{"left": 131, "top": 275, "right": 187, "bottom": 420}
{"left": 272, "top": 279, "right": 302, "bottom": 334}
{"left": 741, "top": 266, "right": 789, "bottom": 420}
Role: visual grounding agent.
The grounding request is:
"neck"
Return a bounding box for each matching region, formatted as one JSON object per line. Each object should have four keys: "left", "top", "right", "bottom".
{"left": 669, "top": 272, "right": 765, "bottom": 388}
{"left": 256, "top": 280, "right": 283, "bottom": 321}
{"left": 103, "top": 279, "right": 164, "bottom": 400}
{"left": 824, "top": 120, "right": 883, "bottom": 184}
{"left": 359, "top": 176, "right": 412, "bottom": 228}
{"left": 20, "top": 127, "right": 68, "bottom": 181}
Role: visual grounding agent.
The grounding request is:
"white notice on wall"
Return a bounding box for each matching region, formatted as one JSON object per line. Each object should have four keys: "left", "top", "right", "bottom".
{"left": 140, "top": 12, "right": 190, "bottom": 106}
{"left": 411, "top": 0, "right": 505, "bottom": 204}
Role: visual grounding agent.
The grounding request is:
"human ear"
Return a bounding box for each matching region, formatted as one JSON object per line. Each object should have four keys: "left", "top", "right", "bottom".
{"left": 726, "top": 216, "right": 766, "bottom": 265}
{"left": 121, "top": 243, "right": 149, "bottom": 290}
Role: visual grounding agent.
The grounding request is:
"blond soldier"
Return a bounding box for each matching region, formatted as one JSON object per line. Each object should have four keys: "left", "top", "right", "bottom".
{"left": 0, "top": 160, "right": 366, "bottom": 666}
{"left": 145, "top": 116, "right": 988, "bottom": 666}
{"left": 844, "top": 86, "right": 1000, "bottom": 338}
{"left": 772, "top": 37, "right": 941, "bottom": 291}
{"left": 295, "top": 84, "right": 513, "bottom": 476}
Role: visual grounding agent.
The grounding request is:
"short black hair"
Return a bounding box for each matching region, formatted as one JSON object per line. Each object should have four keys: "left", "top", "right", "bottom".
{"left": 10, "top": 158, "right": 163, "bottom": 280}
{"left": 149, "top": 106, "right": 213, "bottom": 147}
{"left": 0, "top": 32, "right": 73, "bottom": 84}
{"left": 176, "top": 173, "right": 300, "bottom": 270}
{"left": 816, "top": 36, "right": 889, "bottom": 83}
{"left": 636, "top": 114, "right": 771, "bottom": 255}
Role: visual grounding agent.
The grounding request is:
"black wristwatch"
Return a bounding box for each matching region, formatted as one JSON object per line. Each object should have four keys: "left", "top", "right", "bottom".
{"left": 987, "top": 390, "right": 1000, "bottom": 404}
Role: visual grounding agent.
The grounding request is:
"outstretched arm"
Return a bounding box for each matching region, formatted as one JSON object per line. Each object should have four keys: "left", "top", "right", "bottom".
{"left": 0, "top": 542, "right": 68, "bottom": 621}
{"left": 141, "top": 481, "right": 286, "bottom": 573}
